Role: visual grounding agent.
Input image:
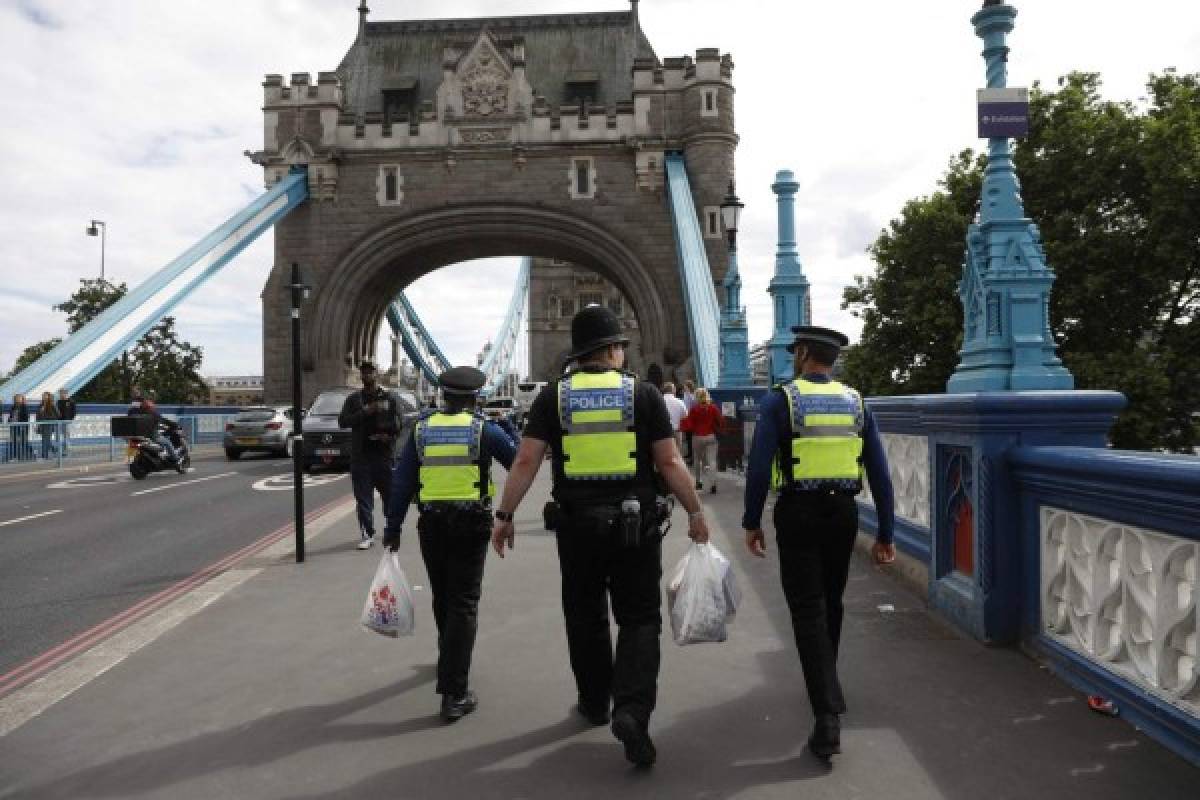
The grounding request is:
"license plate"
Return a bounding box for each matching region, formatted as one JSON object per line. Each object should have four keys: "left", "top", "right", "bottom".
{"left": 236, "top": 437, "right": 259, "bottom": 445}
{"left": 314, "top": 448, "right": 341, "bottom": 456}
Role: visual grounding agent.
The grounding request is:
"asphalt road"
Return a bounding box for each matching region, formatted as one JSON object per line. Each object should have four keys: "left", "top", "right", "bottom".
{"left": 0, "top": 451, "right": 358, "bottom": 678}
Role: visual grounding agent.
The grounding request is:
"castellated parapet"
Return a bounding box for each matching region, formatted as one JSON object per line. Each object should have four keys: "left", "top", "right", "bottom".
{"left": 252, "top": 6, "right": 738, "bottom": 402}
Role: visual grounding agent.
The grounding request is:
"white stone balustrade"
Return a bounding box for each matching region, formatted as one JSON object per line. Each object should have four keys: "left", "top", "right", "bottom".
{"left": 860, "top": 433, "right": 930, "bottom": 530}
{"left": 1042, "top": 506, "right": 1199, "bottom": 715}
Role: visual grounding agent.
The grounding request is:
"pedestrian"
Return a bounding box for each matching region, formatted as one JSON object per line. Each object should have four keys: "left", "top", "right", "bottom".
{"left": 489, "top": 304, "right": 710, "bottom": 767}
{"left": 56, "top": 387, "right": 77, "bottom": 458}
{"left": 661, "top": 382, "right": 688, "bottom": 456}
{"left": 8, "top": 394, "right": 31, "bottom": 461}
{"left": 338, "top": 360, "right": 401, "bottom": 550}
{"left": 36, "top": 392, "right": 60, "bottom": 460}
{"left": 681, "top": 387, "right": 723, "bottom": 494}
{"left": 681, "top": 379, "right": 696, "bottom": 463}
{"left": 742, "top": 325, "right": 897, "bottom": 763}
{"left": 383, "top": 366, "right": 519, "bottom": 723}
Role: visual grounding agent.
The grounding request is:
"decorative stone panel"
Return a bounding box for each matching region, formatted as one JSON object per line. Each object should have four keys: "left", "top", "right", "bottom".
{"left": 1042, "top": 506, "right": 1199, "bottom": 715}
{"left": 860, "top": 433, "right": 930, "bottom": 529}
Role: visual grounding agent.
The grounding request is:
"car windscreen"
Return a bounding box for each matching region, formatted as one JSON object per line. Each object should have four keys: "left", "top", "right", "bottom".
{"left": 235, "top": 409, "right": 276, "bottom": 422}
{"left": 309, "top": 391, "right": 352, "bottom": 416}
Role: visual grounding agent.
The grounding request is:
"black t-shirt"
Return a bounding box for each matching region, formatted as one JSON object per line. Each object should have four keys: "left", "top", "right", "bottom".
{"left": 523, "top": 367, "right": 674, "bottom": 507}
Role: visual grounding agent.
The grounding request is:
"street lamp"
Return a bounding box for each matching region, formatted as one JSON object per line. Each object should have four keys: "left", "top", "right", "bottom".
{"left": 720, "top": 181, "right": 744, "bottom": 251}
{"left": 289, "top": 262, "right": 312, "bottom": 563}
{"left": 85, "top": 220, "right": 106, "bottom": 281}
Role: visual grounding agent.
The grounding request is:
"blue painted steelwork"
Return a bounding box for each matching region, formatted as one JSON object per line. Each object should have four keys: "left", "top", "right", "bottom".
{"left": 766, "top": 171, "right": 811, "bottom": 386}
{"left": 478, "top": 257, "right": 531, "bottom": 397}
{"left": 664, "top": 154, "right": 720, "bottom": 387}
{"left": 386, "top": 296, "right": 450, "bottom": 387}
{"left": 0, "top": 168, "right": 310, "bottom": 402}
{"left": 718, "top": 246, "right": 752, "bottom": 387}
{"left": 947, "top": 3, "right": 1074, "bottom": 392}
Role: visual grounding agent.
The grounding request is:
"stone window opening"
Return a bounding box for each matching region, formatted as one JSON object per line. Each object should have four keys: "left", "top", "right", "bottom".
{"left": 702, "top": 88, "right": 719, "bottom": 118}
{"left": 377, "top": 165, "right": 403, "bottom": 206}
{"left": 703, "top": 206, "right": 721, "bottom": 239}
{"left": 569, "top": 157, "right": 596, "bottom": 200}
{"left": 609, "top": 295, "right": 624, "bottom": 317}
{"left": 579, "top": 292, "right": 603, "bottom": 309}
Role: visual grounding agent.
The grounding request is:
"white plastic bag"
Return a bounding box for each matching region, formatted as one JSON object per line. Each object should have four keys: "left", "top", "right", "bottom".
{"left": 666, "top": 542, "right": 741, "bottom": 645}
{"left": 361, "top": 552, "right": 415, "bottom": 637}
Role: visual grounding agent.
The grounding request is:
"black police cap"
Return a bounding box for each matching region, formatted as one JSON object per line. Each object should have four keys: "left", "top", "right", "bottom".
{"left": 786, "top": 325, "right": 850, "bottom": 353}
{"left": 566, "top": 304, "right": 631, "bottom": 362}
{"left": 438, "top": 366, "right": 487, "bottom": 395}
{"left": 358, "top": 359, "right": 378, "bottom": 372}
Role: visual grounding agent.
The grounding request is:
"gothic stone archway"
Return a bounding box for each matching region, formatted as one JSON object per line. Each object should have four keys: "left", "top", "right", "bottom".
{"left": 251, "top": 6, "right": 737, "bottom": 402}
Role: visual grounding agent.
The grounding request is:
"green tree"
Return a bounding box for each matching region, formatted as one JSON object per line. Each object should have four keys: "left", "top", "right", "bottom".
{"left": 7, "top": 279, "right": 208, "bottom": 405}
{"left": 844, "top": 71, "right": 1200, "bottom": 452}
{"left": 10, "top": 338, "right": 63, "bottom": 377}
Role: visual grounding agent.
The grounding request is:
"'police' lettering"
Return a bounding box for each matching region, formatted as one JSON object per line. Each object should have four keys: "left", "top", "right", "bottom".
{"left": 567, "top": 389, "right": 624, "bottom": 411}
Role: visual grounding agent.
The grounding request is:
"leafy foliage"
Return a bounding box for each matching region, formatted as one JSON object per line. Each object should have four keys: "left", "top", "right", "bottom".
{"left": 844, "top": 71, "right": 1200, "bottom": 452}
{"left": 7, "top": 279, "right": 208, "bottom": 404}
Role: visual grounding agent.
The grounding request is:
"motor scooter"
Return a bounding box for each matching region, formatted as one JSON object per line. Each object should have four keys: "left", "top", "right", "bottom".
{"left": 125, "top": 428, "right": 190, "bottom": 479}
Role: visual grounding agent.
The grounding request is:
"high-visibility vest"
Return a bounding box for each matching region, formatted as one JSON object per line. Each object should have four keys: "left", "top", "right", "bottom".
{"left": 779, "top": 378, "right": 864, "bottom": 491}
{"left": 557, "top": 369, "right": 637, "bottom": 480}
{"left": 415, "top": 412, "right": 490, "bottom": 503}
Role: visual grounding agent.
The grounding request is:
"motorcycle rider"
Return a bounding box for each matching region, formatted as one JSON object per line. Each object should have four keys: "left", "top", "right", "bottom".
{"left": 128, "top": 391, "right": 186, "bottom": 473}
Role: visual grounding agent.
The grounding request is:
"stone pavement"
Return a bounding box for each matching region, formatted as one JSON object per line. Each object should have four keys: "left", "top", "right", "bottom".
{"left": 0, "top": 471, "right": 1195, "bottom": 799}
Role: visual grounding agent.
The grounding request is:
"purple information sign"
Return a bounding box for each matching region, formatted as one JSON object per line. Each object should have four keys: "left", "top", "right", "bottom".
{"left": 978, "top": 101, "right": 1029, "bottom": 138}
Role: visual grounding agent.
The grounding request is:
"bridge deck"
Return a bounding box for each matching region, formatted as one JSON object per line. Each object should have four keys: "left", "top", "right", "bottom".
{"left": 0, "top": 469, "right": 1193, "bottom": 798}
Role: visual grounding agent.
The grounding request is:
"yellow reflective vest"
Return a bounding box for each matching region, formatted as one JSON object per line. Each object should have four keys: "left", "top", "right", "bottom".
{"left": 556, "top": 369, "right": 637, "bottom": 480}
{"left": 778, "top": 378, "right": 865, "bottom": 491}
{"left": 415, "top": 411, "right": 490, "bottom": 503}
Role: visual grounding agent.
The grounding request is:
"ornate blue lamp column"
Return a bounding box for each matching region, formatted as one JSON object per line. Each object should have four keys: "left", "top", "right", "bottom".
{"left": 767, "top": 170, "right": 811, "bottom": 385}
{"left": 718, "top": 182, "right": 751, "bottom": 387}
{"left": 946, "top": 1, "right": 1074, "bottom": 392}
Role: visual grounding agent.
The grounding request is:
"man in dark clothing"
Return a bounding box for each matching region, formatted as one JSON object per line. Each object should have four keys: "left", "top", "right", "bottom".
{"left": 742, "top": 325, "right": 896, "bottom": 764}
{"left": 128, "top": 392, "right": 185, "bottom": 473}
{"left": 57, "top": 388, "right": 77, "bottom": 457}
{"left": 338, "top": 360, "right": 401, "bottom": 550}
{"left": 7, "top": 394, "right": 31, "bottom": 462}
{"left": 490, "top": 305, "right": 710, "bottom": 768}
{"left": 383, "top": 366, "right": 519, "bottom": 722}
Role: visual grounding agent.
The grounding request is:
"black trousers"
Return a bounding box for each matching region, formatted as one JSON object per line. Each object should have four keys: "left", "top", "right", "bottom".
{"left": 773, "top": 491, "right": 858, "bottom": 717}
{"left": 350, "top": 458, "right": 393, "bottom": 537}
{"left": 418, "top": 507, "right": 490, "bottom": 697}
{"left": 555, "top": 509, "right": 662, "bottom": 726}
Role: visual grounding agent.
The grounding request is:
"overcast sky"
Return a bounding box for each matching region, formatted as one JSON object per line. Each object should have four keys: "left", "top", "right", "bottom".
{"left": 2, "top": 0, "right": 1197, "bottom": 380}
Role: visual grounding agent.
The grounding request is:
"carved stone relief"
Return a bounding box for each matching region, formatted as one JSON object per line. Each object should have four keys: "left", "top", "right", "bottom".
{"left": 461, "top": 55, "right": 509, "bottom": 117}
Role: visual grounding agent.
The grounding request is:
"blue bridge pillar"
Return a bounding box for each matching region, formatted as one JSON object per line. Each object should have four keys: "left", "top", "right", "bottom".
{"left": 946, "top": 2, "right": 1074, "bottom": 393}
{"left": 766, "top": 171, "right": 810, "bottom": 385}
{"left": 718, "top": 246, "right": 752, "bottom": 388}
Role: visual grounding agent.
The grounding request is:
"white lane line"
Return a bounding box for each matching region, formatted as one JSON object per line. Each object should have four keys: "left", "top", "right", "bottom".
{"left": 0, "top": 510, "right": 63, "bottom": 528}
{"left": 130, "top": 471, "right": 238, "bottom": 496}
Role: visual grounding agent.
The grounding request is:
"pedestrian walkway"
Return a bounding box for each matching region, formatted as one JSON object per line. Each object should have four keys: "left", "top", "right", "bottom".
{"left": 0, "top": 471, "right": 1194, "bottom": 799}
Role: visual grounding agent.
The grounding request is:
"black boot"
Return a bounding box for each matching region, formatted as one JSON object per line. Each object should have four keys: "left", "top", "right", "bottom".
{"left": 808, "top": 714, "right": 841, "bottom": 761}
{"left": 576, "top": 695, "right": 610, "bottom": 726}
{"left": 611, "top": 708, "right": 656, "bottom": 767}
{"left": 440, "top": 690, "right": 478, "bottom": 723}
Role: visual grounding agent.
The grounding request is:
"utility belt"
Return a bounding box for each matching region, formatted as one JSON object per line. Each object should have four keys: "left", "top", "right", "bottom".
{"left": 418, "top": 498, "right": 491, "bottom": 520}
{"left": 777, "top": 486, "right": 859, "bottom": 500}
{"left": 543, "top": 495, "right": 673, "bottom": 548}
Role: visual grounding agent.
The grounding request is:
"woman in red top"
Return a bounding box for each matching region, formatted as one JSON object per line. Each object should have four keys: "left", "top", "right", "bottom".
{"left": 681, "top": 387, "right": 723, "bottom": 493}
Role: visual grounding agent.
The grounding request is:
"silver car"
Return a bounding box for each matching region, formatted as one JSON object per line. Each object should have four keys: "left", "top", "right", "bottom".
{"left": 223, "top": 406, "right": 295, "bottom": 460}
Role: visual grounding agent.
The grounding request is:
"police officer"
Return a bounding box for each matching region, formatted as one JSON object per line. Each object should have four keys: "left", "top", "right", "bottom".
{"left": 490, "top": 305, "right": 709, "bottom": 767}
{"left": 742, "top": 325, "right": 896, "bottom": 763}
{"left": 338, "top": 360, "right": 401, "bottom": 550}
{"left": 383, "top": 366, "right": 518, "bottom": 723}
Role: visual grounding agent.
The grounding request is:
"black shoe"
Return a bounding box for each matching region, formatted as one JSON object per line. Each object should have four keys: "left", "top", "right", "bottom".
{"left": 709, "top": 485, "right": 717, "bottom": 494}
{"left": 807, "top": 714, "right": 841, "bottom": 761}
{"left": 611, "top": 709, "right": 656, "bottom": 767}
{"left": 441, "top": 690, "right": 478, "bottom": 723}
{"left": 576, "top": 699, "right": 610, "bottom": 726}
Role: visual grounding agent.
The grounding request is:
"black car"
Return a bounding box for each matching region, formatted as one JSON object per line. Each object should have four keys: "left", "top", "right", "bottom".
{"left": 302, "top": 387, "right": 419, "bottom": 472}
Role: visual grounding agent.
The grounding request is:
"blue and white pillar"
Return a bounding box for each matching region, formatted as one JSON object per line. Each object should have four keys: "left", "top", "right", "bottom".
{"left": 718, "top": 244, "right": 751, "bottom": 387}
{"left": 766, "top": 170, "right": 810, "bottom": 385}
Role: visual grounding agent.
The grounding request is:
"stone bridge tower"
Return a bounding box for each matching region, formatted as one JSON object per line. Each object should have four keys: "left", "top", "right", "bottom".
{"left": 250, "top": 2, "right": 737, "bottom": 402}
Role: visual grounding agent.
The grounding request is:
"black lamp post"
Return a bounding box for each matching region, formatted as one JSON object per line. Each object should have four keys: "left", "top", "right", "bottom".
{"left": 289, "top": 262, "right": 311, "bottom": 563}
{"left": 85, "top": 220, "right": 106, "bottom": 281}
{"left": 720, "top": 181, "right": 744, "bottom": 252}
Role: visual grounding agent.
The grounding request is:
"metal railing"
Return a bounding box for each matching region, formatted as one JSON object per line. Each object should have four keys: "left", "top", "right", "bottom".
{"left": 0, "top": 415, "right": 239, "bottom": 470}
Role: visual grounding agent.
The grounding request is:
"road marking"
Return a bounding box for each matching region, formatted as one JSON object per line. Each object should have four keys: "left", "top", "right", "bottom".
{"left": 0, "top": 496, "right": 355, "bottom": 735}
{"left": 0, "top": 510, "right": 63, "bottom": 528}
{"left": 129, "top": 471, "right": 237, "bottom": 496}
{"left": 47, "top": 475, "right": 130, "bottom": 489}
{"left": 252, "top": 472, "right": 347, "bottom": 491}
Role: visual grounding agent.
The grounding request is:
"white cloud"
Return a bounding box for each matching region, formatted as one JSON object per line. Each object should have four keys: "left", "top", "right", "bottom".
{"left": 2, "top": 0, "right": 1196, "bottom": 380}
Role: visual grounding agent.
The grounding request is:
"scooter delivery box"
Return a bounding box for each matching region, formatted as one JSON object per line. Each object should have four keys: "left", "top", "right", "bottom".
{"left": 111, "top": 415, "right": 157, "bottom": 438}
